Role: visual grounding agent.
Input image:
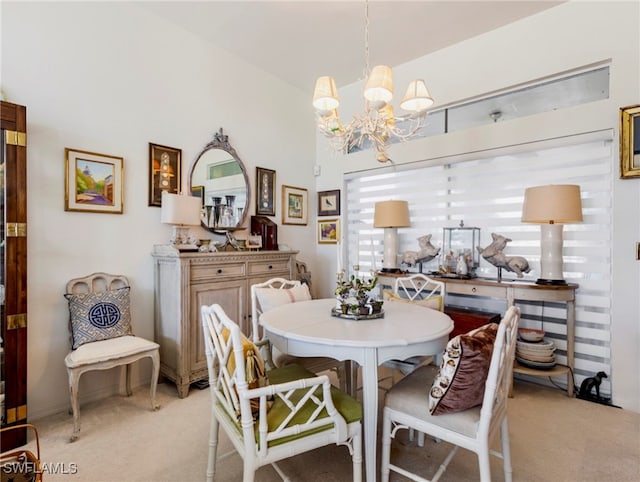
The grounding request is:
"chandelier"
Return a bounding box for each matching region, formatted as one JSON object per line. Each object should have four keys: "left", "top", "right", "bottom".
{"left": 312, "top": 0, "right": 434, "bottom": 163}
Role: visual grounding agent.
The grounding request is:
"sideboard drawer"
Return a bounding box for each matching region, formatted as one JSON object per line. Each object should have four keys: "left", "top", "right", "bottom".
{"left": 248, "top": 259, "right": 290, "bottom": 276}
{"left": 191, "top": 262, "right": 246, "bottom": 282}
{"left": 445, "top": 282, "right": 507, "bottom": 299}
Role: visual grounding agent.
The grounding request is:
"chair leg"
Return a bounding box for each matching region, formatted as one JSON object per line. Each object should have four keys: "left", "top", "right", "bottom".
{"left": 501, "top": 418, "right": 513, "bottom": 482}
{"left": 125, "top": 363, "right": 133, "bottom": 396}
{"left": 206, "top": 408, "right": 219, "bottom": 482}
{"left": 67, "top": 369, "right": 81, "bottom": 442}
{"left": 380, "top": 409, "right": 392, "bottom": 482}
{"left": 353, "top": 427, "right": 363, "bottom": 482}
{"left": 477, "top": 445, "right": 492, "bottom": 482}
{"left": 149, "top": 350, "right": 161, "bottom": 410}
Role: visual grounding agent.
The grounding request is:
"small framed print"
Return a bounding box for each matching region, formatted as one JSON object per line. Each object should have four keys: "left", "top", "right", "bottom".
{"left": 318, "top": 189, "right": 340, "bottom": 216}
{"left": 65, "top": 148, "right": 123, "bottom": 214}
{"left": 282, "top": 185, "right": 308, "bottom": 225}
{"left": 149, "top": 143, "right": 182, "bottom": 206}
{"left": 318, "top": 218, "right": 340, "bottom": 244}
{"left": 256, "top": 167, "right": 276, "bottom": 215}
{"left": 191, "top": 185, "right": 204, "bottom": 206}
{"left": 620, "top": 104, "right": 640, "bottom": 178}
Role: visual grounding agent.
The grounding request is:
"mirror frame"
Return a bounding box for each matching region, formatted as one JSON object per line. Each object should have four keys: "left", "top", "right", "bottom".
{"left": 188, "top": 128, "right": 250, "bottom": 233}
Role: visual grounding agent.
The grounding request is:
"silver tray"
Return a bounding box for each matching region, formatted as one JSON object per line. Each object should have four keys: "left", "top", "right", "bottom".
{"left": 331, "top": 308, "right": 385, "bottom": 321}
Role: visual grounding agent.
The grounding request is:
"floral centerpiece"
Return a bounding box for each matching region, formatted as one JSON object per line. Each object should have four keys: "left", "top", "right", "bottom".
{"left": 334, "top": 270, "right": 383, "bottom": 317}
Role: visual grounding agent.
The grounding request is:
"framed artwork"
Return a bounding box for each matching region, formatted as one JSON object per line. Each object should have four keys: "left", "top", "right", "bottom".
{"left": 148, "top": 143, "right": 182, "bottom": 206}
{"left": 65, "top": 148, "right": 124, "bottom": 214}
{"left": 318, "top": 218, "right": 340, "bottom": 244}
{"left": 620, "top": 104, "right": 640, "bottom": 178}
{"left": 256, "top": 167, "right": 276, "bottom": 215}
{"left": 282, "top": 185, "right": 308, "bottom": 225}
{"left": 191, "top": 185, "right": 204, "bottom": 205}
{"left": 318, "top": 189, "right": 340, "bottom": 216}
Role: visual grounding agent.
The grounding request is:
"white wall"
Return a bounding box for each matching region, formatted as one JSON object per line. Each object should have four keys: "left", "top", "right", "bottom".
{"left": 314, "top": 0, "right": 640, "bottom": 411}
{"left": 2, "top": 1, "right": 317, "bottom": 419}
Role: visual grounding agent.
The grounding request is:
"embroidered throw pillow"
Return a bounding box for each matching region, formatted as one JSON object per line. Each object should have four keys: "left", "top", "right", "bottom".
{"left": 255, "top": 284, "right": 312, "bottom": 313}
{"left": 428, "top": 322, "right": 498, "bottom": 415}
{"left": 383, "top": 289, "right": 444, "bottom": 312}
{"left": 65, "top": 287, "right": 133, "bottom": 349}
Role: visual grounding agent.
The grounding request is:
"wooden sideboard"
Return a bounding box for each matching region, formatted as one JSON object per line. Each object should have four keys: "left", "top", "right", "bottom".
{"left": 152, "top": 246, "right": 297, "bottom": 397}
{"left": 377, "top": 273, "right": 578, "bottom": 397}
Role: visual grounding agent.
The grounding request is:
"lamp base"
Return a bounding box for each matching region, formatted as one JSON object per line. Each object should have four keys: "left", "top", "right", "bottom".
{"left": 535, "top": 278, "right": 568, "bottom": 286}
{"left": 379, "top": 268, "right": 404, "bottom": 274}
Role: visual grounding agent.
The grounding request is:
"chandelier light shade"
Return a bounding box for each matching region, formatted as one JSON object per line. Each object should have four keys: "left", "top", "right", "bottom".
{"left": 374, "top": 200, "right": 411, "bottom": 272}
{"left": 521, "top": 184, "right": 583, "bottom": 285}
{"left": 364, "top": 65, "right": 394, "bottom": 107}
{"left": 312, "top": 0, "right": 434, "bottom": 163}
{"left": 312, "top": 76, "right": 340, "bottom": 112}
{"left": 400, "top": 79, "right": 434, "bottom": 113}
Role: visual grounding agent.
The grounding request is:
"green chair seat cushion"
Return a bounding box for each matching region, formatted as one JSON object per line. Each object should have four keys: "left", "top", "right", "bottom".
{"left": 258, "top": 363, "right": 362, "bottom": 447}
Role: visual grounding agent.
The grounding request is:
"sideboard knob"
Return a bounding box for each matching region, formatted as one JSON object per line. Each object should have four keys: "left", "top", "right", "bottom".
{"left": 471, "top": 287, "right": 477, "bottom": 293}
{"left": 217, "top": 269, "right": 223, "bottom": 274}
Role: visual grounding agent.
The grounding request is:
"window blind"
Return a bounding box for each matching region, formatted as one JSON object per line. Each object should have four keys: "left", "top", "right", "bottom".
{"left": 344, "top": 132, "right": 613, "bottom": 394}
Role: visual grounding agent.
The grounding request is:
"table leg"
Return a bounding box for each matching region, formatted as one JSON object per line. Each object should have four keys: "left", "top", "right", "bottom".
{"left": 361, "top": 349, "right": 378, "bottom": 482}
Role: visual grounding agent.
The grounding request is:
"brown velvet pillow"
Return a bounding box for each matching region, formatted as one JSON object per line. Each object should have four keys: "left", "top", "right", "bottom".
{"left": 428, "top": 322, "right": 498, "bottom": 415}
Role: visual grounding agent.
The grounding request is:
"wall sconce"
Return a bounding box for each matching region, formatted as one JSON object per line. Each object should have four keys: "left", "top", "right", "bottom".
{"left": 374, "top": 200, "right": 410, "bottom": 273}
{"left": 521, "top": 184, "right": 583, "bottom": 285}
{"left": 161, "top": 192, "right": 202, "bottom": 251}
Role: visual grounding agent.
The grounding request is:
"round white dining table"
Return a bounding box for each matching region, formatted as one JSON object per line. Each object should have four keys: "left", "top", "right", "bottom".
{"left": 260, "top": 298, "right": 453, "bottom": 482}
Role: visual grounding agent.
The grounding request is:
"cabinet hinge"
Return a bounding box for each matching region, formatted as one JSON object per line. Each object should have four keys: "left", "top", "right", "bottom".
{"left": 6, "top": 222, "right": 27, "bottom": 237}
{"left": 5, "top": 405, "right": 28, "bottom": 424}
{"left": 4, "top": 129, "right": 26, "bottom": 146}
{"left": 7, "top": 313, "right": 27, "bottom": 330}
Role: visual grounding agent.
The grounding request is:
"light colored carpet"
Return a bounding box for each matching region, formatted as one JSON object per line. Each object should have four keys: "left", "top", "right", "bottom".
{"left": 14, "top": 376, "right": 640, "bottom": 482}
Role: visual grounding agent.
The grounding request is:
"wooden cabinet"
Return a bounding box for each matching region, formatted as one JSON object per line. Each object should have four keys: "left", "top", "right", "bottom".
{"left": 152, "top": 246, "right": 296, "bottom": 397}
{"left": 1, "top": 101, "right": 28, "bottom": 450}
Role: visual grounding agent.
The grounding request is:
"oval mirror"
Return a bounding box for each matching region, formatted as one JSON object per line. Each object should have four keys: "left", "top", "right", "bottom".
{"left": 189, "top": 128, "right": 250, "bottom": 233}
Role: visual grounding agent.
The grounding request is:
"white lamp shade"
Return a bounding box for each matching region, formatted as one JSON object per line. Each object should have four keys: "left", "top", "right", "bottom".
{"left": 400, "top": 79, "right": 434, "bottom": 112}
{"left": 161, "top": 192, "right": 202, "bottom": 226}
{"left": 313, "top": 76, "right": 340, "bottom": 111}
{"left": 522, "top": 184, "right": 583, "bottom": 223}
{"left": 364, "top": 65, "right": 394, "bottom": 105}
{"left": 374, "top": 200, "right": 410, "bottom": 228}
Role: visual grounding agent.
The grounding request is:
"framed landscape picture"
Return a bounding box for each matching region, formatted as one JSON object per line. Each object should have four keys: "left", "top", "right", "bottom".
{"left": 318, "top": 189, "right": 340, "bottom": 216}
{"left": 65, "top": 148, "right": 123, "bottom": 214}
{"left": 149, "top": 142, "right": 181, "bottom": 206}
{"left": 282, "top": 185, "right": 308, "bottom": 225}
{"left": 620, "top": 104, "right": 640, "bottom": 178}
{"left": 256, "top": 167, "right": 276, "bottom": 215}
{"left": 318, "top": 218, "right": 339, "bottom": 244}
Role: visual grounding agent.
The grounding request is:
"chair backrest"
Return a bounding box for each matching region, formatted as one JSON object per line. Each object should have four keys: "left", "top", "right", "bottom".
{"left": 477, "top": 306, "right": 520, "bottom": 437}
{"left": 202, "top": 303, "right": 347, "bottom": 456}
{"left": 393, "top": 273, "right": 445, "bottom": 308}
{"left": 66, "top": 272, "right": 128, "bottom": 295}
{"left": 201, "top": 303, "right": 248, "bottom": 425}
{"left": 250, "top": 278, "right": 302, "bottom": 343}
{"left": 65, "top": 272, "right": 130, "bottom": 340}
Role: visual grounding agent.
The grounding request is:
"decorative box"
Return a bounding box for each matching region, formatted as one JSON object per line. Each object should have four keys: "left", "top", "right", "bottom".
{"left": 441, "top": 221, "right": 481, "bottom": 276}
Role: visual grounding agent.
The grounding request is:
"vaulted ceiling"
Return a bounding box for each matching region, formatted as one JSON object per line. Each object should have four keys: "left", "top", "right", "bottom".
{"left": 140, "top": 1, "right": 564, "bottom": 92}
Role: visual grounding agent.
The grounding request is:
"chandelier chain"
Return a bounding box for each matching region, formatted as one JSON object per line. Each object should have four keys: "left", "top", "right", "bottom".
{"left": 363, "top": 0, "right": 370, "bottom": 79}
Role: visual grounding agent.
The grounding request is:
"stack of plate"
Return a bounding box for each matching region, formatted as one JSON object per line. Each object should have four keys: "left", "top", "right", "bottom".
{"left": 516, "top": 338, "right": 556, "bottom": 370}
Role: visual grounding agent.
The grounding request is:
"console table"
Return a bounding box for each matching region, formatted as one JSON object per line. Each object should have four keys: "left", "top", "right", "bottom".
{"left": 377, "top": 273, "right": 578, "bottom": 397}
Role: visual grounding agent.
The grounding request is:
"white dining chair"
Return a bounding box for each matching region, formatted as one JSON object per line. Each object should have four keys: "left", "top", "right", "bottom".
{"left": 202, "top": 303, "right": 362, "bottom": 482}
{"left": 380, "top": 306, "right": 520, "bottom": 482}
{"left": 381, "top": 273, "right": 446, "bottom": 382}
{"left": 250, "top": 277, "right": 347, "bottom": 390}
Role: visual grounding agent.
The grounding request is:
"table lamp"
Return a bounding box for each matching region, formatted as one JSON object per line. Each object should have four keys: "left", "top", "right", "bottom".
{"left": 521, "top": 184, "right": 583, "bottom": 285}
{"left": 161, "top": 192, "right": 202, "bottom": 251}
{"left": 374, "top": 200, "right": 410, "bottom": 273}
